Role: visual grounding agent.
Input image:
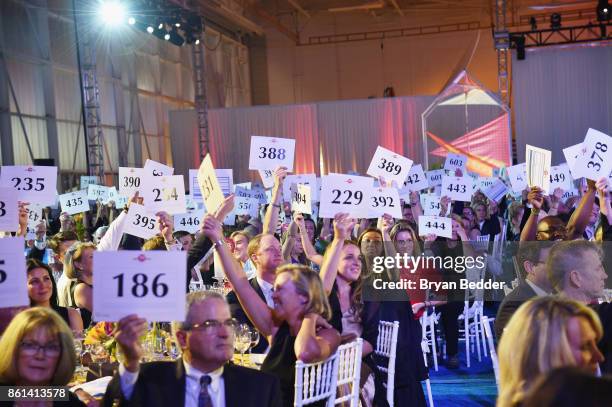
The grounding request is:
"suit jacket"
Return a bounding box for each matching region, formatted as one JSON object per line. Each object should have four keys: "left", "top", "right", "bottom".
{"left": 494, "top": 281, "right": 537, "bottom": 340}
{"left": 478, "top": 217, "right": 501, "bottom": 238}
{"left": 103, "top": 359, "right": 281, "bottom": 407}
{"left": 186, "top": 233, "right": 214, "bottom": 292}
{"left": 226, "top": 278, "right": 270, "bottom": 353}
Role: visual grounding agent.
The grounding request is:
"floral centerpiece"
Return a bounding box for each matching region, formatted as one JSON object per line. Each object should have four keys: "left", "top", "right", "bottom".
{"left": 84, "top": 321, "right": 117, "bottom": 362}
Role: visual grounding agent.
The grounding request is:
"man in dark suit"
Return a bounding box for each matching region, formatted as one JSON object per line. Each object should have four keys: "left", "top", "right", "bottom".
{"left": 103, "top": 291, "right": 281, "bottom": 407}
{"left": 226, "top": 233, "right": 282, "bottom": 353}
{"left": 495, "top": 242, "right": 554, "bottom": 340}
{"left": 547, "top": 240, "right": 611, "bottom": 373}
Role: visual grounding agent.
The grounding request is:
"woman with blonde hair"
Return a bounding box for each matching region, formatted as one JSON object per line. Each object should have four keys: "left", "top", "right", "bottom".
{"left": 0, "top": 307, "right": 84, "bottom": 405}
{"left": 497, "top": 296, "right": 604, "bottom": 407}
{"left": 64, "top": 241, "right": 96, "bottom": 328}
{"left": 201, "top": 214, "right": 340, "bottom": 407}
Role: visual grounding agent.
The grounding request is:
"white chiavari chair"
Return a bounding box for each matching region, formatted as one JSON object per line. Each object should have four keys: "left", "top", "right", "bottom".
{"left": 375, "top": 320, "right": 399, "bottom": 407}
{"left": 295, "top": 352, "right": 340, "bottom": 407}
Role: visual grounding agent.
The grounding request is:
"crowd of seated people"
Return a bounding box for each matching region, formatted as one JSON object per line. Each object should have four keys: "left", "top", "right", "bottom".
{"left": 0, "top": 155, "right": 611, "bottom": 407}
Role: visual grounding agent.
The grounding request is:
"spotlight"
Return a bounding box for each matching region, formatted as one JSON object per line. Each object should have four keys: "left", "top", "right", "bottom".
{"left": 164, "top": 27, "right": 184, "bottom": 46}
{"left": 98, "top": 0, "right": 126, "bottom": 26}
{"left": 175, "top": 23, "right": 181, "bottom": 28}
{"left": 128, "top": 17, "right": 135, "bottom": 25}
{"left": 530, "top": 17, "right": 537, "bottom": 31}
{"left": 195, "top": 38, "right": 200, "bottom": 45}
{"left": 158, "top": 23, "right": 164, "bottom": 30}
{"left": 597, "top": 1, "right": 611, "bottom": 22}
{"left": 550, "top": 13, "right": 562, "bottom": 30}
{"left": 146, "top": 25, "right": 154, "bottom": 34}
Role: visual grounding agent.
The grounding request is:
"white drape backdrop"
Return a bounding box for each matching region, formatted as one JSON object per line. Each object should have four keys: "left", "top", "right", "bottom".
{"left": 512, "top": 42, "right": 612, "bottom": 164}
{"left": 170, "top": 96, "right": 436, "bottom": 185}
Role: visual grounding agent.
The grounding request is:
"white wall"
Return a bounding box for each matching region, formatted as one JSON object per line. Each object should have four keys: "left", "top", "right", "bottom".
{"left": 261, "top": 11, "right": 499, "bottom": 104}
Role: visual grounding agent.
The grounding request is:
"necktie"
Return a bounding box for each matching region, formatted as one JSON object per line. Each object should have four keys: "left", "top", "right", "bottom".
{"left": 198, "top": 375, "right": 213, "bottom": 407}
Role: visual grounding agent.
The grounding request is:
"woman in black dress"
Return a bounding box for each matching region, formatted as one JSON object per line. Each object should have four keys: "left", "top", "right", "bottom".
{"left": 201, "top": 214, "right": 340, "bottom": 406}
{"left": 26, "top": 259, "right": 83, "bottom": 333}
{"left": 63, "top": 242, "right": 96, "bottom": 328}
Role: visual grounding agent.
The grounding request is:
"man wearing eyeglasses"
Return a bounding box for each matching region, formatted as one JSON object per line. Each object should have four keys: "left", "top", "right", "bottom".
{"left": 104, "top": 291, "right": 281, "bottom": 407}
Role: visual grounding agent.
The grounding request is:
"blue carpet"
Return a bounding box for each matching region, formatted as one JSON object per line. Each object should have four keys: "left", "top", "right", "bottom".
{"left": 421, "top": 307, "right": 499, "bottom": 406}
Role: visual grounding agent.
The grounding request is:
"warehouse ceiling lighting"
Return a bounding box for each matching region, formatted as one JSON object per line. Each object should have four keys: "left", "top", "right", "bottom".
{"left": 98, "top": 0, "right": 127, "bottom": 26}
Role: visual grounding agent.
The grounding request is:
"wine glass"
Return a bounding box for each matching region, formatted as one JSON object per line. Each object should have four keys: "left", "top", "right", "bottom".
{"left": 234, "top": 325, "right": 251, "bottom": 365}
{"left": 249, "top": 330, "right": 260, "bottom": 354}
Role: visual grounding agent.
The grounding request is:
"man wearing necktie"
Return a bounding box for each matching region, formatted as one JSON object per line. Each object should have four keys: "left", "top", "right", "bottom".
{"left": 103, "top": 291, "right": 281, "bottom": 407}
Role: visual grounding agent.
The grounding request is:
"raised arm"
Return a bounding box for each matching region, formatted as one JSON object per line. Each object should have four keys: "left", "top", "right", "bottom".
{"left": 520, "top": 187, "right": 544, "bottom": 242}
{"left": 596, "top": 177, "right": 612, "bottom": 225}
{"left": 281, "top": 219, "right": 298, "bottom": 262}
{"left": 566, "top": 179, "right": 596, "bottom": 240}
{"left": 409, "top": 191, "right": 423, "bottom": 219}
{"left": 201, "top": 215, "right": 276, "bottom": 337}
{"left": 295, "top": 213, "right": 324, "bottom": 266}
{"left": 319, "top": 214, "right": 355, "bottom": 294}
{"left": 263, "top": 167, "right": 287, "bottom": 235}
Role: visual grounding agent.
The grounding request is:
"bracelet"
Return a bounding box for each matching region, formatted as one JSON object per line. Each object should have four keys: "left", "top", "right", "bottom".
{"left": 164, "top": 238, "right": 179, "bottom": 245}
{"left": 214, "top": 239, "right": 225, "bottom": 248}
{"left": 272, "top": 203, "right": 281, "bottom": 208}
{"left": 532, "top": 208, "right": 540, "bottom": 215}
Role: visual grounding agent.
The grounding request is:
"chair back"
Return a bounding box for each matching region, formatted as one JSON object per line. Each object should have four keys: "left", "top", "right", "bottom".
{"left": 295, "top": 352, "right": 340, "bottom": 407}
{"left": 334, "top": 338, "right": 363, "bottom": 406}
{"left": 481, "top": 316, "right": 499, "bottom": 389}
{"left": 375, "top": 320, "right": 399, "bottom": 406}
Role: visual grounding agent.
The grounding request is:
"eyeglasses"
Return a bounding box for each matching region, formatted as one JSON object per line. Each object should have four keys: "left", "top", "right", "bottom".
{"left": 395, "top": 240, "right": 413, "bottom": 245}
{"left": 188, "top": 318, "right": 239, "bottom": 333}
{"left": 20, "top": 341, "right": 61, "bottom": 357}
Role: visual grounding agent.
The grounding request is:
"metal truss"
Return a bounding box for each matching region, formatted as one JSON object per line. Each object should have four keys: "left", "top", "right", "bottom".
{"left": 301, "top": 21, "right": 486, "bottom": 46}
{"left": 73, "top": 0, "right": 104, "bottom": 181}
{"left": 192, "top": 40, "right": 210, "bottom": 160}
{"left": 510, "top": 23, "right": 612, "bottom": 48}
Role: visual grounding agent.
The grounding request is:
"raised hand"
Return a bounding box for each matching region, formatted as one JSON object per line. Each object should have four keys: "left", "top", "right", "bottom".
{"left": 333, "top": 213, "right": 356, "bottom": 241}
{"left": 294, "top": 212, "right": 306, "bottom": 230}
{"left": 155, "top": 211, "right": 173, "bottom": 241}
{"left": 113, "top": 314, "right": 147, "bottom": 372}
{"left": 214, "top": 194, "right": 235, "bottom": 222}
{"left": 273, "top": 166, "right": 288, "bottom": 189}
{"left": 551, "top": 187, "right": 564, "bottom": 203}
{"left": 377, "top": 213, "right": 394, "bottom": 235}
{"left": 201, "top": 214, "right": 224, "bottom": 242}
{"left": 527, "top": 187, "right": 544, "bottom": 210}
{"left": 127, "top": 191, "right": 143, "bottom": 210}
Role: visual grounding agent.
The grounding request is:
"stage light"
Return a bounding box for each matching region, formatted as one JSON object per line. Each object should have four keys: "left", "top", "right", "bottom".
{"left": 158, "top": 23, "right": 164, "bottom": 30}
{"left": 175, "top": 22, "right": 181, "bottom": 28}
{"left": 147, "top": 25, "right": 154, "bottom": 34}
{"left": 530, "top": 17, "right": 537, "bottom": 31}
{"left": 195, "top": 38, "right": 200, "bottom": 45}
{"left": 164, "top": 32, "right": 170, "bottom": 41}
{"left": 167, "top": 27, "right": 185, "bottom": 46}
{"left": 550, "top": 13, "right": 562, "bottom": 30}
{"left": 98, "top": 0, "right": 126, "bottom": 26}
{"left": 128, "top": 17, "right": 135, "bottom": 25}
{"left": 597, "top": 1, "right": 611, "bottom": 22}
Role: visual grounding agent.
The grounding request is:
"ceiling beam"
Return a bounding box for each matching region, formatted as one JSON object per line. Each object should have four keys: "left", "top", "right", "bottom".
{"left": 287, "top": 0, "right": 311, "bottom": 18}
{"left": 247, "top": 1, "right": 299, "bottom": 43}
{"left": 388, "top": 0, "right": 405, "bottom": 16}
